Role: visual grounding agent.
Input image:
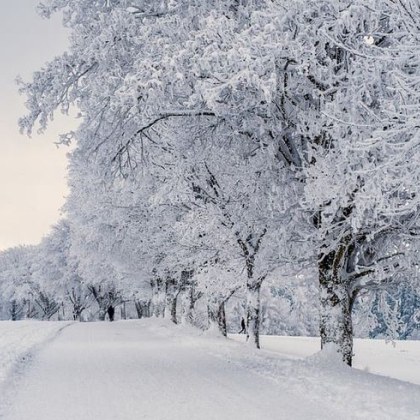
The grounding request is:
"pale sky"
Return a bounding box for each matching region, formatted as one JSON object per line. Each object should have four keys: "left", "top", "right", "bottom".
{"left": 0, "top": 2, "right": 75, "bottom": 251}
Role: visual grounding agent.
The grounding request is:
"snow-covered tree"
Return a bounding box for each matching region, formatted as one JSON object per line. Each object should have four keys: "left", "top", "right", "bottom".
{"left": 37, "top": 220, "right": 91, "bottom": 321}
{"left": 18, "top": 0, "right": 420, "bottom": 365}
{"left": 0, "top": 246, "right": 36, "bottom": 320}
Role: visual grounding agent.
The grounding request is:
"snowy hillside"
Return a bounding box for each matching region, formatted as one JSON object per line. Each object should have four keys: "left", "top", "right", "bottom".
{"left": 1, "top": 319, "right": 419, "bottom": 420}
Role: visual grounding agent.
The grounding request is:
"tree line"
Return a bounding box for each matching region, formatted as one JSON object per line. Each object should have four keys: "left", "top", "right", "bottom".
{"left": 3, "top": 0, "right": 420, "bottom": 366}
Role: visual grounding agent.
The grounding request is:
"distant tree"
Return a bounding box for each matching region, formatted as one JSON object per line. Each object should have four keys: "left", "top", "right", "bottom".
{"left": 0, "top": 246, "right": 37, "bottom": 320}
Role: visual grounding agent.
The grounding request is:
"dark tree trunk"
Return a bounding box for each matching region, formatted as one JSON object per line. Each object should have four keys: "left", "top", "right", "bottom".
{"left": 144, "top": 300, "right": 151, "bottom": 317}
{"left": 34, "top": 292, "right": 60, "bottom": 320}
{"left": 217, "top": 301, "right": 227, "bottom": 337}
{"left": 246, "top": 281, "right": 262, "bottom": 349}
{"left": 319, "top": 250, "right": 354, "bottom": 366}
{"left": 135, "top": 301, "right": 143, "bottom": 319}
{"left": 207, "top": 290, "right": 237, "bottom": 337}
{"left": 165, "top": 278, "right": 179, "bottom": 324}
{"left": 107, "top": 305, "right": 115, "bottom": 322}
{"left": 73, "top": 308, "right": 84, "bottom": 321}
{"left": 207, "top": 303, "right": 228, "bottom": 336}
{"left": 170, "top": 293, "right": 179, "bottom": 324}
{"left": 237, "top": 229, "right": 266, "bottom": 349}
{"left": 10, "top": 300, "right": 19, "bottom": 321}
{"left": 71, "top": 295, "right": 86, "bottom": 321}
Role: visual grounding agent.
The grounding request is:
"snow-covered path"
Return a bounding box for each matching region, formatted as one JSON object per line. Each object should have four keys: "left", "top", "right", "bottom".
{"left": 2, "top": 320, "right": 333, "bottom": 420}
{"left": 2, "top": 320, "right": 420, "bottom": 420}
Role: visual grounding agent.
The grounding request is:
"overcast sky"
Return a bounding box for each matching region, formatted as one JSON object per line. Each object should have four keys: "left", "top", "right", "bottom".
{"left": 0, "top": 2, "right": 75, "bottom": 251}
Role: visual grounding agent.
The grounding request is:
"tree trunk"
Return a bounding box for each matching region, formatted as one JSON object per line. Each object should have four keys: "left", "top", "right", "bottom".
{"left": 145, "top": 300, "right": 151, "bottom": 317}
{"left": 237, "top": 233, "right": 266, "bottom": 349}
{"left": 207, "top": 301, "right": 227, "bottom": 337}
{"left": 319, "top": 253, "right": 353, "bottom": 366}
{"left": 187, "top": 293, "right": 196, "bottom": 324}
{"left": 165, "top": 279, "right": 179, "bottom": 324}
{"left": 26, "top": 298, "right": 37, "bottom": 319}
{"left": 107, "top": 305, "right": 115, "bottom": 322}
{"left": 217, "top": 301, "right": 227, "bottom": 337}
{"left": 135, "top": 300, "right": 143, "bottom": 319}
{"left": 10, "top": 300, "right": 19, "bottom": 321}
{"left": 152, "top": 279, "right": 166, "bottom": 317}
{"left": 73, "top": 308, "right": 83, "bottom": 321}
{"left": 246, "top": 282, "right": 261, "bottom": 349}
{"left": 170, "top": 293, "right": 179, "bottom": 324}
{"left": 120, "top": 302, "right": 126, "bottom": 320}
{"left": 135, "top": 300, "right": 152, "bottom": 319}
{"left": 181, "top": 284, "right": 201, "bottom": 325}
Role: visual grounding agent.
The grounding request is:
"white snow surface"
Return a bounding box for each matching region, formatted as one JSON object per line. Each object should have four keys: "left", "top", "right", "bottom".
{"left": 230, "top": 334, "right": 420, "bottom": 386}
{"left": 0, "top": 321, "right": 71, "bottom": 387}
{"left": 0, "top": 319, "right": 419, "bottom": 420}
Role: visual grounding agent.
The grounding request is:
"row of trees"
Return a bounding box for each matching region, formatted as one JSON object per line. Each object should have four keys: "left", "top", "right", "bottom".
{"left": 7, "top": 0, "right": 420, "bottom": 365}
{"left": 1, "top": 226, "right": 417, "bottom": 340}
{"left": 0, "top": 222, "right": 319, "bottom": 331}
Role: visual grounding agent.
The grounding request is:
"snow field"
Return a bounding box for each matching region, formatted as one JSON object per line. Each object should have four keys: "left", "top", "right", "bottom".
{"left": 0, "top": 321, "right": 71, "bottom": 387}
{"left": 0, "top": 320, "right": 420, "bottom": 420}
{"left": 230, "top": 334, "right": 420, "bottom": 385}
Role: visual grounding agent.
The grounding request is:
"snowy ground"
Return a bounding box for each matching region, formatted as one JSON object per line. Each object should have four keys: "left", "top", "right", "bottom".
{"left": 0, "top": 321, "right": 71, "bottom": 388}
{"left": 0, "top": 320, "right": 419, "bottom": 420}
{"left": 230, "top": 334, "right": 420, "bottom": 386}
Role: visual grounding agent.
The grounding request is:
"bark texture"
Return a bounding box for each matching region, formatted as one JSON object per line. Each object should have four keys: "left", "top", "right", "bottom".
{"left": 319, "top": 250, "right": 354, "bottom": 366}
{"left": 246, "top": 282, "right": 261, "bottom": 349}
